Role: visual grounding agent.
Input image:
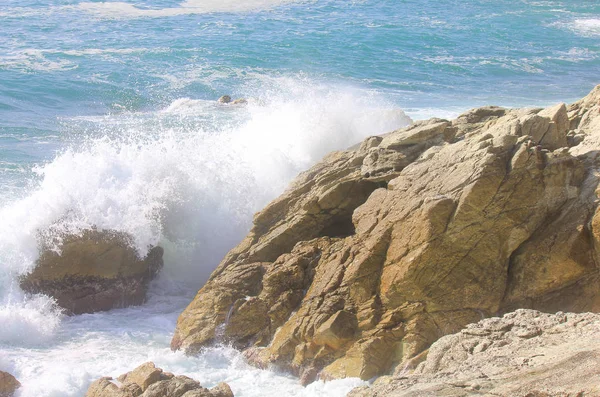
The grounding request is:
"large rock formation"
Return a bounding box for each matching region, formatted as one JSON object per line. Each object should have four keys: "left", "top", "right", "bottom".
{"left": 172, "top": 85, "right": 600, "bottom": 382}
{"left": 349, "top": 309, "right": 600, "bottom": 396}
{"left": 21, "top": 229, "right": 163, "bottom": 314}
{"left": 0, "top": 371, "right": 20, "bottom": 397}
{"left": 85, "top": 362, "right": 233, "bottom": 397}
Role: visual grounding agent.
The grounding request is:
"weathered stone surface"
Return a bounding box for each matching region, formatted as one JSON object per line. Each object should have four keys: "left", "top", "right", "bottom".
{"left": 0, "top": 371, "right": 20, "bottom": 397}
{"left": 172, "top": 85, "right": 600, "bottom": 382}
{"left": 118, "top": 362, "right": 163, "bottom": 392}
{"left": 20, "top": 230, "right": 163, "bottom": 314}
{"left": 217, "top": 95, "right": 231, "bottom": 104}
{"left": 350, "top": 310, "right": 600, "bottom": 396}
{"left": 178, "top": 382, "right": 233, "bottom": 397}
{"left": 86, "top": 377, "right": 140, "bottom": 397}
{"left": 85, "top": 363, "right": 233, "bottom": 397}
{"left": 142, "top": 376, "right": 202, "bottom": 397}
{"left": 455, "top": 105, "right": 506, "bottom": 125}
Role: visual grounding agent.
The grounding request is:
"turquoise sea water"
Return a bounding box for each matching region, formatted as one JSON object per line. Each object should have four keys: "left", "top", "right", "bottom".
{"left": 2, "top": 0, "right": 600, "bottom": 190}
{"left": 1, "top": 1, "right": 600, "bottom": 396}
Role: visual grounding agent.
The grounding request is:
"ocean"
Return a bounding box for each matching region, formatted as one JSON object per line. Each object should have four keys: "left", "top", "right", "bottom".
{"left": 0, "top": 0, "right": 599, "bottom": 396}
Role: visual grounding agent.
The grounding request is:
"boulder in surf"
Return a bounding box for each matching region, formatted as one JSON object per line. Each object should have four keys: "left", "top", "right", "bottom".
{"left": 20, "top": 229, "right": 163, "bottom": 315}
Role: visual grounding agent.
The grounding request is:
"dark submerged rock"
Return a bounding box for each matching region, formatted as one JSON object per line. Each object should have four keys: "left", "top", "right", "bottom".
{"left": 20, "top": 229, "right": 163, "bottom": 314}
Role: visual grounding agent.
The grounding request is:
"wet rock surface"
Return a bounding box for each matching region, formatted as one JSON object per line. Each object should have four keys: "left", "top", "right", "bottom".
{"left": 0, "top": 371, "right": 21, "bottom": 397}
{"left": 20, "top": 230, "right": 163, "bottom": 314}
{"left": 172, "top": 85, "right": 600, "bottom": 382}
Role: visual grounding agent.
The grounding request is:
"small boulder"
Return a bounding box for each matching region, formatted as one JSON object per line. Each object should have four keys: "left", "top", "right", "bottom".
{"left": 85, "top": 363, "right": 233, "bottom": 397}
{"left": 20, "top": 229, "right": 163, "bottom": 314}
{"left": 118, "top": 362, "right": 164, "bottom": 392}
{"left": 86, "top": 377, "right": 137, "bottom": 397}
{"left": 208, "top": 383, "right": 233, "bottom": 397}
{"left": 0, "top": 371, "right": 20, "bottom": 397}
{"left": 217, "top": 95, "right": 231, "bottom": 104}
{"left": 142, "top": 376, "right": 201, "bottom": 397}
{"left": 231, "top": 98, "right": 247, "bottom": 105}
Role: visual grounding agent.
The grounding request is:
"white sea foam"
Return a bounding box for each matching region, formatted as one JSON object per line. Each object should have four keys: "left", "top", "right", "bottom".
{"left": 0, "top": 77, "right": 411, "bottom": 280}
{"left": 0, "top": 77, "right": 409, "bottom": 394}
{"left": 161, "top": 97, "right": 215, "bottom": 114}
{"left": 423, "top": 54, "right": 545, "bottom": 74}
{"left": 0, "top": 294, "right": 63, "bottom": 346}
{"left": 0, "top": 48, "right": 173, "bottom": 72}
{"left": 77, "top": 0, "right": 304, "bottom": 19}
{"left": 553, "top": 18, "right": 600, "bottom": 37}
{"left": 3, "top": 295, "right": 366, "bottom": 396}
{"left": 571, "top": 18, "right": 600, "bottom": 36}
{"left": 556, "top": 47, "right": 598, "bottom": 62}
{"left": 0, "top": 49, "right": 78, "bottom": 72}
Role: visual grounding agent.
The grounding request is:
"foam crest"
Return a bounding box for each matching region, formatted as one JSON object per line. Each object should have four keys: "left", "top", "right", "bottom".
{"left": 0, "top": 49, "right": 78, "bottom": 72}
{"left": 554, "top": 18, "right": 600, "bottom": 37}
{"left": 571, "top": 18, "right": 600, "bottom": 36}
{"left": 77, "top": 0, "right": 303, "bottom": 19}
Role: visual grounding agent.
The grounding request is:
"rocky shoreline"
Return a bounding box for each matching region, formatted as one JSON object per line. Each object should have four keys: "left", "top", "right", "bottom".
{"left": 12, "top": 85, "right": 600, "bottom": 396}
{"left": 170, "top": 84, "right": 600, "bottom": 387}
{"left": 85, "top": 363, "right": 234, "bottom": 397}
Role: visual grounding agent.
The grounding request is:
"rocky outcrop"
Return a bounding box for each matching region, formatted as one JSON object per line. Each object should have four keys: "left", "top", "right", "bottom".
{"left": 217, "top": 96, "right": 247, "bottom": 105}
{"left": 349, "top": 309, "right": 600, "bottom": 396}
{"left": 172, "top": 85, "right": 600, "bottom": 382}
{"left": 217, "top": 95, "right": 231, "bottom": 104}
{"left": 0, "top": 371, "right": 20, "bottom": 397}
{"left": 21, "top": 230, "right": 163, "bottom": 314}
{"left": 85, "top": 362, "right": 233, "bottom": 397}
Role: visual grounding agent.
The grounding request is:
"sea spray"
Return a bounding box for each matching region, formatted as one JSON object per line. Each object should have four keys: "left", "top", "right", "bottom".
{"left": 1, "top": 78, "right": 410, "bottom": 289}
{"left": 0, "top": 78, "right": 405, "bottom": 395}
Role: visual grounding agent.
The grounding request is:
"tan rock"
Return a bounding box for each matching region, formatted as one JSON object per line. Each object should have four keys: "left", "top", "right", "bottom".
{"left": 539, "top": 103, "right": 569, "bottom": 138}
{"left": 455, "top": 105, "right": 506, "bottom": 124}
{"left": 0, "top": 371, "right": 21, "bottom": 397}
{"left": 20, "top": 229, "right": 163, "bottom": 314}
{"left": 208, "top": 383, "right": 234, "bottom": 397}
{"left": 85, "top": 377, "right": 139, "bottom": 397}
{"left": 313, "top": 310, "right": 357, "bottom": 350}
{"left": 141, "top": 376, "right": 201, "bottom": 397}
{"left": 85, "top": 363, "right": 233, "bottom": 397}
{"left": 379, "top": 119, "right": 450, "bottom": 149}
{"left": 172, "top": 85, "right": 600, "bottom": 381}
{"left": 350, "top": 310, "right": 600, "bottom": 396}
{"left": 118, "top": 362, "right": 163, "bottom": 392}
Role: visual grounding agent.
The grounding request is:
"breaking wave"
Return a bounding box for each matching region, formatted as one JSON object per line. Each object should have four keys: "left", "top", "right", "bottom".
{"left": 0, "top": 76, "right": 411, "bottom": 347}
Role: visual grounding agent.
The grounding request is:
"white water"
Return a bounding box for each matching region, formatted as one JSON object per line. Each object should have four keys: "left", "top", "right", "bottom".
{"left": 571, "top": 18, "right": 600, "bottom": 37}
{"left": 0, "top": 78, "right": 410, "bottom": 396}
{"left": 77, "top": 0, "right": 305, "bottom": 19}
